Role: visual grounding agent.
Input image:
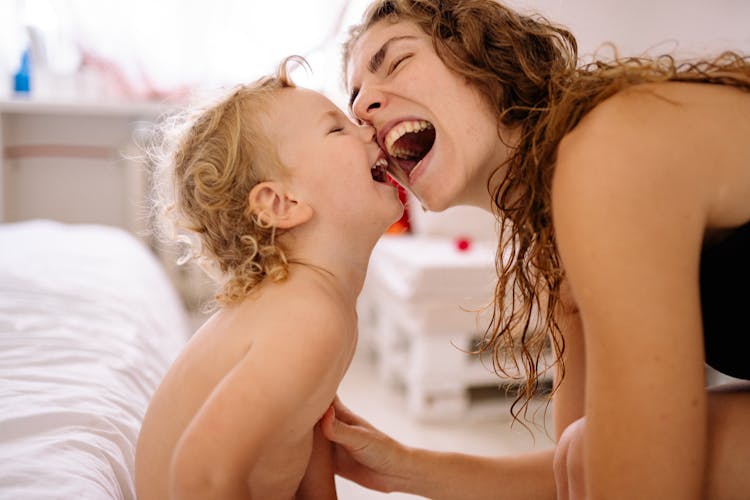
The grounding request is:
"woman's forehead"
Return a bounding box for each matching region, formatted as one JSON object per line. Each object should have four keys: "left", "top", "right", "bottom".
{"left": 346, "top": 20, "right": 425, "bottom": 85}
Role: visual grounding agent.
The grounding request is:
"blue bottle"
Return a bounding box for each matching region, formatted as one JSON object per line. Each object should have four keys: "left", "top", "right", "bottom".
{"left": 14, "top": 49, "right": 32, "bottom": 94}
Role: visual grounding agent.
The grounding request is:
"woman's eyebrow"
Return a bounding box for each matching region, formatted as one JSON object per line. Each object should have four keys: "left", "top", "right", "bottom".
{"left": 368, "top": 36, "right": 415, "bottom": 73}
{"left": 349, "top": 35, "right": 416, "bottom": 110}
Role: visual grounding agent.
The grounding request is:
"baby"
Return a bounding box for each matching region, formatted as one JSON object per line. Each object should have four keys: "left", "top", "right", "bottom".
{"left": 135, "top": 56, "right": 403, "bottom": 500}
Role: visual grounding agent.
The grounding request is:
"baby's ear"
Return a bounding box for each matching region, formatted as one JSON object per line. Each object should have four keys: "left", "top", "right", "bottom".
{"left": 247, "top": 181, "right": 313, "bottom": 229}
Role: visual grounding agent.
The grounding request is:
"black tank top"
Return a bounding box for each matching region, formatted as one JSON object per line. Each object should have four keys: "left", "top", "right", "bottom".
{"left": 699, "top": 219, "right": 750, "bottom": 380}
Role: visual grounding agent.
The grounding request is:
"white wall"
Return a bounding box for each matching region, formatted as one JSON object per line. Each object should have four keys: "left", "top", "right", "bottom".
{"left": 506, "top": 0, "right": 750, "bottom": 59}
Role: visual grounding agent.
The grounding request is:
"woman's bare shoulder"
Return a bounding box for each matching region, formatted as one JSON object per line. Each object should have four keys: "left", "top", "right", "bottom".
{"left": 556, "top": 81, "right": 750, "bottom": 226}
{"left": 559, "top": 84, "right": 674, "bottom": 154}
{"left": 560, "top": 81, "right": 750, "bottom": 154}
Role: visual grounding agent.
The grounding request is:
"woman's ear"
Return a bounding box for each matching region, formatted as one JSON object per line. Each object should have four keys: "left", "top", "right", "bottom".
{"left": 247, "top": 181, "right": 313, "bottom": 229}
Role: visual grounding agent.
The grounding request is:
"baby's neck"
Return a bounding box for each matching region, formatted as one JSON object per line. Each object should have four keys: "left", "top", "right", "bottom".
{"left": 286, "top": 261, "right": 366, "bottom": 308}
{"left": 281, "top": 228, "right": 377, "bottom": 301}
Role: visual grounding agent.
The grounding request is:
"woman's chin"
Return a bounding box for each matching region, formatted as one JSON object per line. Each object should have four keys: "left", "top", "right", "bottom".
{"left": 409, "top": 172, "right": 449, "bottom": 212}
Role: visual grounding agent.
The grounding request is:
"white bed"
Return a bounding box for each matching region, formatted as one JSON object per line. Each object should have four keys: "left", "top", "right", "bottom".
{"left": 0, "top": 220, "right": 190, "bottom": 499}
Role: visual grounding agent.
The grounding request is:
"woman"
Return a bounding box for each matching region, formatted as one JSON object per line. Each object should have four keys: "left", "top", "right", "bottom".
{"left": 320, "top": 0, "right": 750, "bottom": 498}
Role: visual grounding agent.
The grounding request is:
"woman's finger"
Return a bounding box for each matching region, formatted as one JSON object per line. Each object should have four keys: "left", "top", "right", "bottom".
{"left": 323, "top": 404, "right": 384, "bottom": 453}
{"left": 331, "top": 397, "right": 374, "bottom": 429}
{"left": 321, "top": 405, "right": 365, "bottom": 448}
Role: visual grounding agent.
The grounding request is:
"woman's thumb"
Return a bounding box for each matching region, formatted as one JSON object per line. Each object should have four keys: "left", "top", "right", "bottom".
{"left": 321, "top": 405, "right": 365, "bottom": 450}
{"left": 321, "top": 405, "right": 342, "bottom": 440}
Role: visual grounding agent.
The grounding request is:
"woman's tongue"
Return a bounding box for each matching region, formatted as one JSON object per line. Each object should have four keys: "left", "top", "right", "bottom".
{"left": 390, "top": 156, "right": 419, "bottom": 176}
{"left": 389, "top": 128, "right": 434, "bottom": 176}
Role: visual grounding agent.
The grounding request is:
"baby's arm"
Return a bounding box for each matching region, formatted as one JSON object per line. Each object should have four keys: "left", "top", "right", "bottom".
{"left": 295, "top": 419, "right": 337, "bottom": 500}
{"left": 168, "top": 300, "right": 350, "bottom": 499}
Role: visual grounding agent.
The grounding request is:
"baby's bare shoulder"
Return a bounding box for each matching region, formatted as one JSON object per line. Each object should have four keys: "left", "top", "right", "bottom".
{"left": 236, "top": 283, "right": 354, "bottom": 375}
{"left": 261, "top": 277, "right": 355, "bottom": 335}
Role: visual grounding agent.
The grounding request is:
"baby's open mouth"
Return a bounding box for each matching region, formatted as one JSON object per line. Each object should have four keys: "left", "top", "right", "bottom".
{"left": 371, "top": 157, "right": 388, "bottom": 183}
{"left": 384, "top": 120, "right": 435, "bottom": 177}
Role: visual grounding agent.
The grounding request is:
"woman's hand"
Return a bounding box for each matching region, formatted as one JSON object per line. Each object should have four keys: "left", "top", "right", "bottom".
{"left": 320, "top": 397, "right": 410, "bottom": 493}
{"left": 321, "top": 397, "right": 559, "bottom": 499}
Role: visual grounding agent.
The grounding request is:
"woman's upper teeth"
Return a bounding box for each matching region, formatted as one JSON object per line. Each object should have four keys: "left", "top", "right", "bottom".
{"left": 384, "top": 120, "right": 432, "bottom": 155}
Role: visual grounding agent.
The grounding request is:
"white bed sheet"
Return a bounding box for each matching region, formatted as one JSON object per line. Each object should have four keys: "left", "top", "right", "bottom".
{"left": 0, "top": 220, "right": 189, "bottom": 499}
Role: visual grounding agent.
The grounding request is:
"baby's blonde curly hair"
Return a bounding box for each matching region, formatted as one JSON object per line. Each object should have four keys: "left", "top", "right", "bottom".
{"left": 152, "top": 57, "right": 305, "bottom": 306}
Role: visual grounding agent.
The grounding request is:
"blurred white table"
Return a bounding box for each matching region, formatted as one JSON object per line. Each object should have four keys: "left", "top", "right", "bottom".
{"left": 360, "top": 234, "right": 513, "bottom": 420}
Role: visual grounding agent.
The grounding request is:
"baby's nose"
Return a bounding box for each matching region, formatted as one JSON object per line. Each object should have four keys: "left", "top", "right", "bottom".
{"left": 360, "top": 124, "right": 377, "bottom": 143}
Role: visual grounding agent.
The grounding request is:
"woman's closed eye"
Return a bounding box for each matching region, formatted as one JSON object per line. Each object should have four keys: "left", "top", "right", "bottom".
{"left": 387, "top": 53, "right": 412, "bottom": 75}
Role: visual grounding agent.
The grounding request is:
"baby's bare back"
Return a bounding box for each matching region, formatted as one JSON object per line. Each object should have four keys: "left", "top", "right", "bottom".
{"left": 136, "top": 282, "right": 355, "bottom": 499}
{"left": 246, "top": 430, "right": 314, "bottom": 499}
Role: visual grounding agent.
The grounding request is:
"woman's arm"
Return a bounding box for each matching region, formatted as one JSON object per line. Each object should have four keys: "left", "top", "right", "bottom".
{"left": 321, "top": 398, "right": 556, "bottom": 500}
{"left": 552, "top": 89, "right": 710, "bottom": 499}
{"left": 551, "top": 285, "right": 586, "bottom": 439}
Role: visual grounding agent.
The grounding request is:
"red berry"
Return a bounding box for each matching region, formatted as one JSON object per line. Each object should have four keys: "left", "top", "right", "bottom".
{"left": 455, "top": 237, "right": 471, "bottom": 252}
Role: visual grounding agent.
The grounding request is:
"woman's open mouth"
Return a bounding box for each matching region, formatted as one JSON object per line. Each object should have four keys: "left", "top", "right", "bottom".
{"left": 382, "top": 120, "right": 435, "bottom": 178}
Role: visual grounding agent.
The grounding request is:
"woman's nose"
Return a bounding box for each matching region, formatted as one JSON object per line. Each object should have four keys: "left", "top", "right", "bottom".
{"left": 351, "top": 86, "right": 384, "bottom": 125}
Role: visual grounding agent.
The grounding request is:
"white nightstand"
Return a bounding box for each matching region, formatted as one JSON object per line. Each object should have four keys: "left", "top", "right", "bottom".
{"left": 359, "top": 234, "right": 542, "bottom": 420}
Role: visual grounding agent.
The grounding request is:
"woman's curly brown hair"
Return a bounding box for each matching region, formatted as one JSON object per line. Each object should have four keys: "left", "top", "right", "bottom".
{"left": 345, "top": 0, "right": 750, "bottom": 421}
{"left": 152, "top": 57, "right": 308, "bottom": 307}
